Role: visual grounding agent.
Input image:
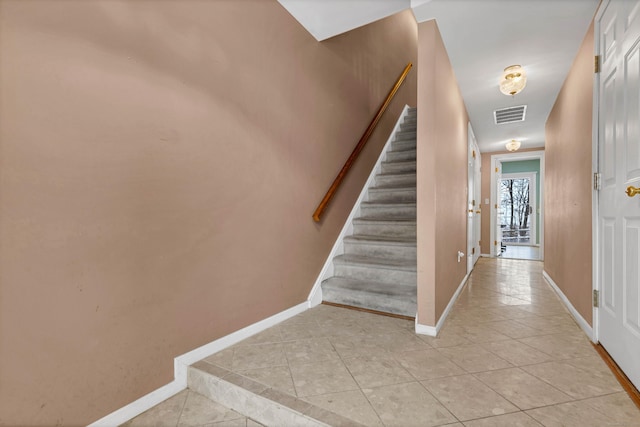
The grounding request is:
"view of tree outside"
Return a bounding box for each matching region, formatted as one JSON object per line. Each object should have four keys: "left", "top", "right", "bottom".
{"left": 499, "top": 178, "right": 531, "bottom": 243}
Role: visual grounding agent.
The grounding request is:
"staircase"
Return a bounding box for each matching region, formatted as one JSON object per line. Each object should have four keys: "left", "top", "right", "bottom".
{"left": 321, "top": 108, "right": 417, "bottom": 317}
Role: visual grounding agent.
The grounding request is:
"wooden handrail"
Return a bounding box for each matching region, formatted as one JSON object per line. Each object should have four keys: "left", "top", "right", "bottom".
{"left": 312, "top": 62, "right": 413, "bottom": 222}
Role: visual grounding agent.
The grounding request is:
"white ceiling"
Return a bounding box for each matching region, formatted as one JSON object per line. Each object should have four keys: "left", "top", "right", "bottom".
{"left": 278, "top": 0, "right": 600, "bottom": 153}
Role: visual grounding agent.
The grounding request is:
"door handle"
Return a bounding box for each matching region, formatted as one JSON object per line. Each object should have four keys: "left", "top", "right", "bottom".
{"left": 626, "top": 186, "right": 640, "bottom": 197}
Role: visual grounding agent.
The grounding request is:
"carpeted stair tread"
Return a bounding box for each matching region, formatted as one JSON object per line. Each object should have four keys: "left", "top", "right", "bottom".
{"left": 333, "top": 254, "right": 417, "bottom": 271}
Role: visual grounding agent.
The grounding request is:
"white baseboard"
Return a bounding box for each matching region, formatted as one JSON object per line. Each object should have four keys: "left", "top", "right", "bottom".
{"left": 542, "top": 270, "right": 594, "bottom": 341}
{"left": 307, "top": 105, "right": 411, "bottom": 307}
{"left": 415, "top": 273, "right": 469, "bottom": 337}
{"left": 480, "top": 253, "right": 492, "bottom": 258}
{"left": 88, "top": 301, "right": 308, "bottom": 427}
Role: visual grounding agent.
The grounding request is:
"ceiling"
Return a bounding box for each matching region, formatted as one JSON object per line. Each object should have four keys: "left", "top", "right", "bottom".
{"left": 278, "top": 0, "right": 600, "bottom": 153}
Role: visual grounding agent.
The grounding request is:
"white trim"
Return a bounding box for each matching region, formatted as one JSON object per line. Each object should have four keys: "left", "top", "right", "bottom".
{"left": 415, "top": 273, "right": 469, "bottom": 337}
{"left": 543, "top": 271, "right": 595, "bottom": 342}
{"left": 480, "top": 253, "right": 492, "bottom": 258}
{"left": 89, "top": 301, "right": 308, "bottom": 427}
{"left": 307, "top": 105, "right": 412, "bottom": 307}
{"left": 88, "top": 381, "right": 185, "bottom": 427}
{"left": 490, "top": 151, "right": 545, "bottom": 259}
{"left": 592, "top": 0, "right": 607, "bottom": 344}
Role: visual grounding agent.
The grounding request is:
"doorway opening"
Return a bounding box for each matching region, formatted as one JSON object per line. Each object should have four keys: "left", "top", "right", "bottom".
{"left": 490, "top": 151, "right": 544, "bottom": 261}
{"left": 499, "top": 172, "right": 538, "bottom": 260}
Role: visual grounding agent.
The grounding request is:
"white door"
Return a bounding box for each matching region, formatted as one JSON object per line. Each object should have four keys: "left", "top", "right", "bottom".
{"left": 473, "top": 148, "right": 482, "bottom": 265}
{"left": 467, "top": 124, "right": 481, "bottom": 272}
{"left": 597, "top": 0, "right": 640, "bottom": 390}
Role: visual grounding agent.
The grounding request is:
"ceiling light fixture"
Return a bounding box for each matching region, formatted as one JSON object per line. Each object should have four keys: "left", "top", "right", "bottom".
{"left": 500, "top": 65, "right": 527, "bottom": 96}
{"left": 505, "top": 139, "right": 521, "bottom": 152}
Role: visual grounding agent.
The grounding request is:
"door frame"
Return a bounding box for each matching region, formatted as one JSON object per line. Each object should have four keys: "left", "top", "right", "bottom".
{"left": 591, "top": 0, "right": 604, "bottom": 344}
{"left": 490, "top": 150, "right": 545, "bottom": 258}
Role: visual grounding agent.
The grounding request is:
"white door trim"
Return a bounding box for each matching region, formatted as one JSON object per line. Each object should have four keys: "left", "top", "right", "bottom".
{"left": 591, "top": 0, "right": 606, "bottom": 345}
{"left": 490, "top": 151, "right": 545, "bottom": 259}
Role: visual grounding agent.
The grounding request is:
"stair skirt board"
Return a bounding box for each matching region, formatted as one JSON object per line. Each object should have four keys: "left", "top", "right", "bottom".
{"left": 308, "top": 105, "right": 417, "bottom": 317}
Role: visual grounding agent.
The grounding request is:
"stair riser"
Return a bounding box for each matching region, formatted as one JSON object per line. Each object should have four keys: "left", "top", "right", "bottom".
{"left": 353, "top": 222, "right": 416, "bottom": 238}
{"left": 395, "top": 131, "right": 416, "bottom": 141}
{"left": 367, "top": 189, "right": 416, "bottom": 203}
{"left": 360, "top": 204, "right": 416, "bottom": 217}
{"left": 391, "top": 140, "right": 416, "bottom": 152}
{"left": 333, "top": 263, "right": 416, "bottom": 285}
{"left": 322, "top": 288, "right": 416, "bottom": 316}
{"left": 375, "top": 174, "right": 416, "bottom": 187}
{"left": 400, "top": 123, "right": 416, "bottom": 132}
{"left": 344, "top": 242, "right": 417, "bottom": 261}
{"left": 381, "top": 162, "right": 416, "bottom": 174}
{"left": 386, "top": 150, "right": 416, "bottom": 162}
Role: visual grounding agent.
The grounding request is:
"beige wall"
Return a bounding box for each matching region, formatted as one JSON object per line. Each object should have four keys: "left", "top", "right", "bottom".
{"left": 0, "top": 1, "right": 418, "bottom": 424}
{"left": 416, "top": 20, "right": 468, "bottom": 326}
{"left": 544, "top": 21, "right": 595, "bottom": 325}
{"left": 479, "top": 148, "right": 545, "bottom": 256}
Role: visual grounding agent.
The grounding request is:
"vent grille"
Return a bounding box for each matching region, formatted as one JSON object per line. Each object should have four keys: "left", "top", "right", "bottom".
{"left": 494, "top": 105, "right": 527, "bottom": 125}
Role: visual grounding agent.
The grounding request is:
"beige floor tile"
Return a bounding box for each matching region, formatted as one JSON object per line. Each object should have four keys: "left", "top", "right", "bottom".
{"left": 245, "top": 420, "right": 264, "bottom": 427}
{"left": 394, "top": 348, "right": 465, "bottom": 380}
{"left": 363, "top": 382, "right": 456, "bottom": 427}
{"left": 236, "top": 365, "right": 295, "bottom": 396}
{"left": 455, "top": 324, "right": 513, "bottom": 344}
{"left": 462, "top": 411, "right": 542, "bottom": 427}
{"left": 303, "top": 389, "right": 384, "bottom": 427}
{"left": 436, "top": 344, "right": 513, "bottom": 373}
{"left": 474, "top": 367, "right": 572, "bottom": 410}
{"left": 121, "top": 390, "right": 188, "bottom": 427}
{"left": 212, "top": 420, "right": 249, "bottom": 426}
{"left": 178, "top": 391, "right": 244, "bottom": 426}
{"left": 355, "top": 313, "right": 414, "bottom": 332}
{"left": 371, "top": 329, "right": 432, "bottom": 353}
{"left": 418, "top": 330, "right": 472, "bottom": 349}
{"left": 277, "top": 320, "right": 319, "bottom": 341}
{"left": 525, "top": 400, "right": 617, "bottom": 427}
{"left": 518, "top": 333, "right": 596, "bottom": 360}
{"left": 229, "top": 343, "right": 288, "bottom": 371}
{"left": 482, "top": 320, "right": 543, "bottom": 339}
{"left": 327, "top": 333, "right": 390, "bottom": 359}
{"left": 481, "top": 340, "right": 553, "bottom": 366}
{"left": 289, "top": 359, "right": 359, "bottom": 397}
{"left": 563, "top": 354, "right": 618, "bottom": 377}
{"left": 522, "top": 360, "right": 622, "bottom": 399}
{"left": 422, "top": 374, "right": 519, "bottom": 421}
{"left": 282, "top": 337, "right": 340, "bottom": 366}
{"left": 204, "top": 348, "right": 235, "bottom": 370}
{"left": 235, "top": 327, "right": 283, "bottom": 346}
{"left": 581, "top": 392, "right": 640, "bottom": 425}
{"left": 343, "top": 353, "right": 414, "bottom": 388}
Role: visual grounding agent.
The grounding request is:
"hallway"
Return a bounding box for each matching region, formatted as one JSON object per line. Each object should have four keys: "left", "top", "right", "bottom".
{"left": 124, "top": 258, "right": 640, "bottom": 426}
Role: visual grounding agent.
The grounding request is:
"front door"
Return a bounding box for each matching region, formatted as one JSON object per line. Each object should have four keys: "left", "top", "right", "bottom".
{"left": 597, "top": 0, "right": 640, "bottom": 390}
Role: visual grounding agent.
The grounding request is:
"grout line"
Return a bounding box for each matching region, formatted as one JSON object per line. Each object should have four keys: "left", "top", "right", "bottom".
{"left": 592, "top": 343, "right": 640, "bottom": 410}
{"left": 175, "top": 389, "right": 190, "bottom": 427}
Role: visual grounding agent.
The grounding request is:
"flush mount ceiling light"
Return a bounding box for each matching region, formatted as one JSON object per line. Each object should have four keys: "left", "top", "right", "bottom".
{"left": 506, "top": 139, "right": 522, "bottom": 152}
{"left": 500, "top": 65, "right": 527, "bottom": 96}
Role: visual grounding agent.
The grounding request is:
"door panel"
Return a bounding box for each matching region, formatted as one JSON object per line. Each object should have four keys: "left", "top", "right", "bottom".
{"left": 624, "top": 218, "right": 640, "bottom": 337}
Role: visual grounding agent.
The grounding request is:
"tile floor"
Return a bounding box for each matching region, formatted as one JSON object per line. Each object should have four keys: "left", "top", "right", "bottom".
{"left": 123, "top": 258, "right": 640, "bottom": 426}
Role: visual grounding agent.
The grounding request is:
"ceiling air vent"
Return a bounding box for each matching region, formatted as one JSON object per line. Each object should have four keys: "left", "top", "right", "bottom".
{"left": 494, "top": 105, "right": 527, "bottom": 125}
